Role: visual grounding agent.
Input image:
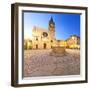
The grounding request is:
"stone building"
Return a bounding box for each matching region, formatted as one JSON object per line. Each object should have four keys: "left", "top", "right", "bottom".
{"left": 57, "top": 40, "right": 67, "bottom": 48}
{"left": 24, "top": 39, "right": 32, "bottom": 49}
{"left": 31, "top": 17, "right": 57, "bottom": 49}
{"left": 66, "top": 35, "right": 80, "bottom": 49}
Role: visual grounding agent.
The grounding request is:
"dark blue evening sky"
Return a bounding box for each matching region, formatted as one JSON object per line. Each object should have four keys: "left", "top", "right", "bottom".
{"left": 24, "top": 12, "right": 80, "bottom": 40}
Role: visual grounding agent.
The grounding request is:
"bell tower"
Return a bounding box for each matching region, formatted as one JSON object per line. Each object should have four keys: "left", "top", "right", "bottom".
{"left": 48, "top": 17, "right": 55, "bottom": 39}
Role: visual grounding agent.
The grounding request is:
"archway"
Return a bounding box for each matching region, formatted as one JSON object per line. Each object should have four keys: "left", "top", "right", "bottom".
{"left": 43, "top": 43, "right": 46, "bottom": 49}
{"left": 36, "top": 44, "right": 38, "bottom": 49}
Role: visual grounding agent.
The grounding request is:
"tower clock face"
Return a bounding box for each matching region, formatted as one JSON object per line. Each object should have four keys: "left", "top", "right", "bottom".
{"left": 43, "top": 32, "right": 48, "bottom": 37}
{"left": 50, "top": 23, "right": 54, "bottom": 27}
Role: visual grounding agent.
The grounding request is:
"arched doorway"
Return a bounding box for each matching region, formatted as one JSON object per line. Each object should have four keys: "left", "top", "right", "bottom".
{"left": 43, "top": 43, "right": 46, "bottom": 49}
{"left": 36, "top": 44, "right": 38, "bottom": 49}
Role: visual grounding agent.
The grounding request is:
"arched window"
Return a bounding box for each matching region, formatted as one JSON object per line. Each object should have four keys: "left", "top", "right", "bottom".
{"left": 36, "top": 37, "right": 38, "bottom": 41}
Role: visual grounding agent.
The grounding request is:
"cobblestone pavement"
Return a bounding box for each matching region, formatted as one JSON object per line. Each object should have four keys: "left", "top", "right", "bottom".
{"left": 24, "top": 49, "right": 80, "bottom": 77}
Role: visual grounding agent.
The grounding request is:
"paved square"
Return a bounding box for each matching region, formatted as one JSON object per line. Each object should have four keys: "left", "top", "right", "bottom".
{"left": 24, "top": 49, "right": 80, "bottom": 77}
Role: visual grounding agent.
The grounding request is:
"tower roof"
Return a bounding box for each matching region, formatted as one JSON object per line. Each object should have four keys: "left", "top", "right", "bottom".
{"left": 49, "top": 17, "right": 55, "bottom": 24}
{"left": 50, "top": 17, "right": 53, "bottom": 22}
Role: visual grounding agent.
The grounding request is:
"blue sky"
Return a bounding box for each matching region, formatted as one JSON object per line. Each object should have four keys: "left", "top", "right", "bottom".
{"left": 24, "top": 12, "right": 80, "bottom": 40}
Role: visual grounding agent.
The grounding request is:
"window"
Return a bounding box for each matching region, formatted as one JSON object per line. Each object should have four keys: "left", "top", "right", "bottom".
{"left": 51, "top": 40, "right": 53, "bottom": 42}
{"left": 43, "top": 32, "right": 48, "bottom": 37}
{"left": 51, "top": 46, "right": 53, "bottom": 48}
{"left": 36, "top": 37, "right": 38, "bottom": 41}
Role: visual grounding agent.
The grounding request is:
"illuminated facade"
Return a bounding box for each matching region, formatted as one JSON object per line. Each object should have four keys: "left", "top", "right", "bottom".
{"left": 66, "top": 35, "right": 80, "bottom": 49}
{"left": 57, "top": 40, "right": 67, "bottom": 48}
{"left": 24, "top": 39, "right": 32, "bottom": 49}
{"left": 31, "top": 17, "right": 56, "bottom": 49}
{"left": 24, "top": 17, "right": 80, "bottom": 49}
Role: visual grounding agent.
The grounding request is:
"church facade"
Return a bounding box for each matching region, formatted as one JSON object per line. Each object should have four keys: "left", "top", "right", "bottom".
{"left": 31, "top": 17, "right": 57, "bottom": 49}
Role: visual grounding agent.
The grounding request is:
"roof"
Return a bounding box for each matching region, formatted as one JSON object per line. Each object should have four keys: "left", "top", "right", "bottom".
{"left": 49, "top": 17, "right": 55, "bottom": 25}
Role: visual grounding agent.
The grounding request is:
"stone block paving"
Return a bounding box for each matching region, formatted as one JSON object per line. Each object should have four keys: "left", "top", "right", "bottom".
{"left": 24, "top": 49, "right": 80, "bottom": 77}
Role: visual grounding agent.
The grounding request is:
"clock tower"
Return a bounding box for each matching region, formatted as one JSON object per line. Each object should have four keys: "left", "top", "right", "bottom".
{"left": 48, "top": 17, "right": 55, "bottom": 40}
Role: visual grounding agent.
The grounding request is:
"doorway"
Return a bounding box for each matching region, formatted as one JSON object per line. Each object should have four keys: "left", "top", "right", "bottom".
{"left": 36, "top": 44, "right": 38, "bottom": 49}
{"left": 43, "top": 43, "right": 46, "bottom": 49}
